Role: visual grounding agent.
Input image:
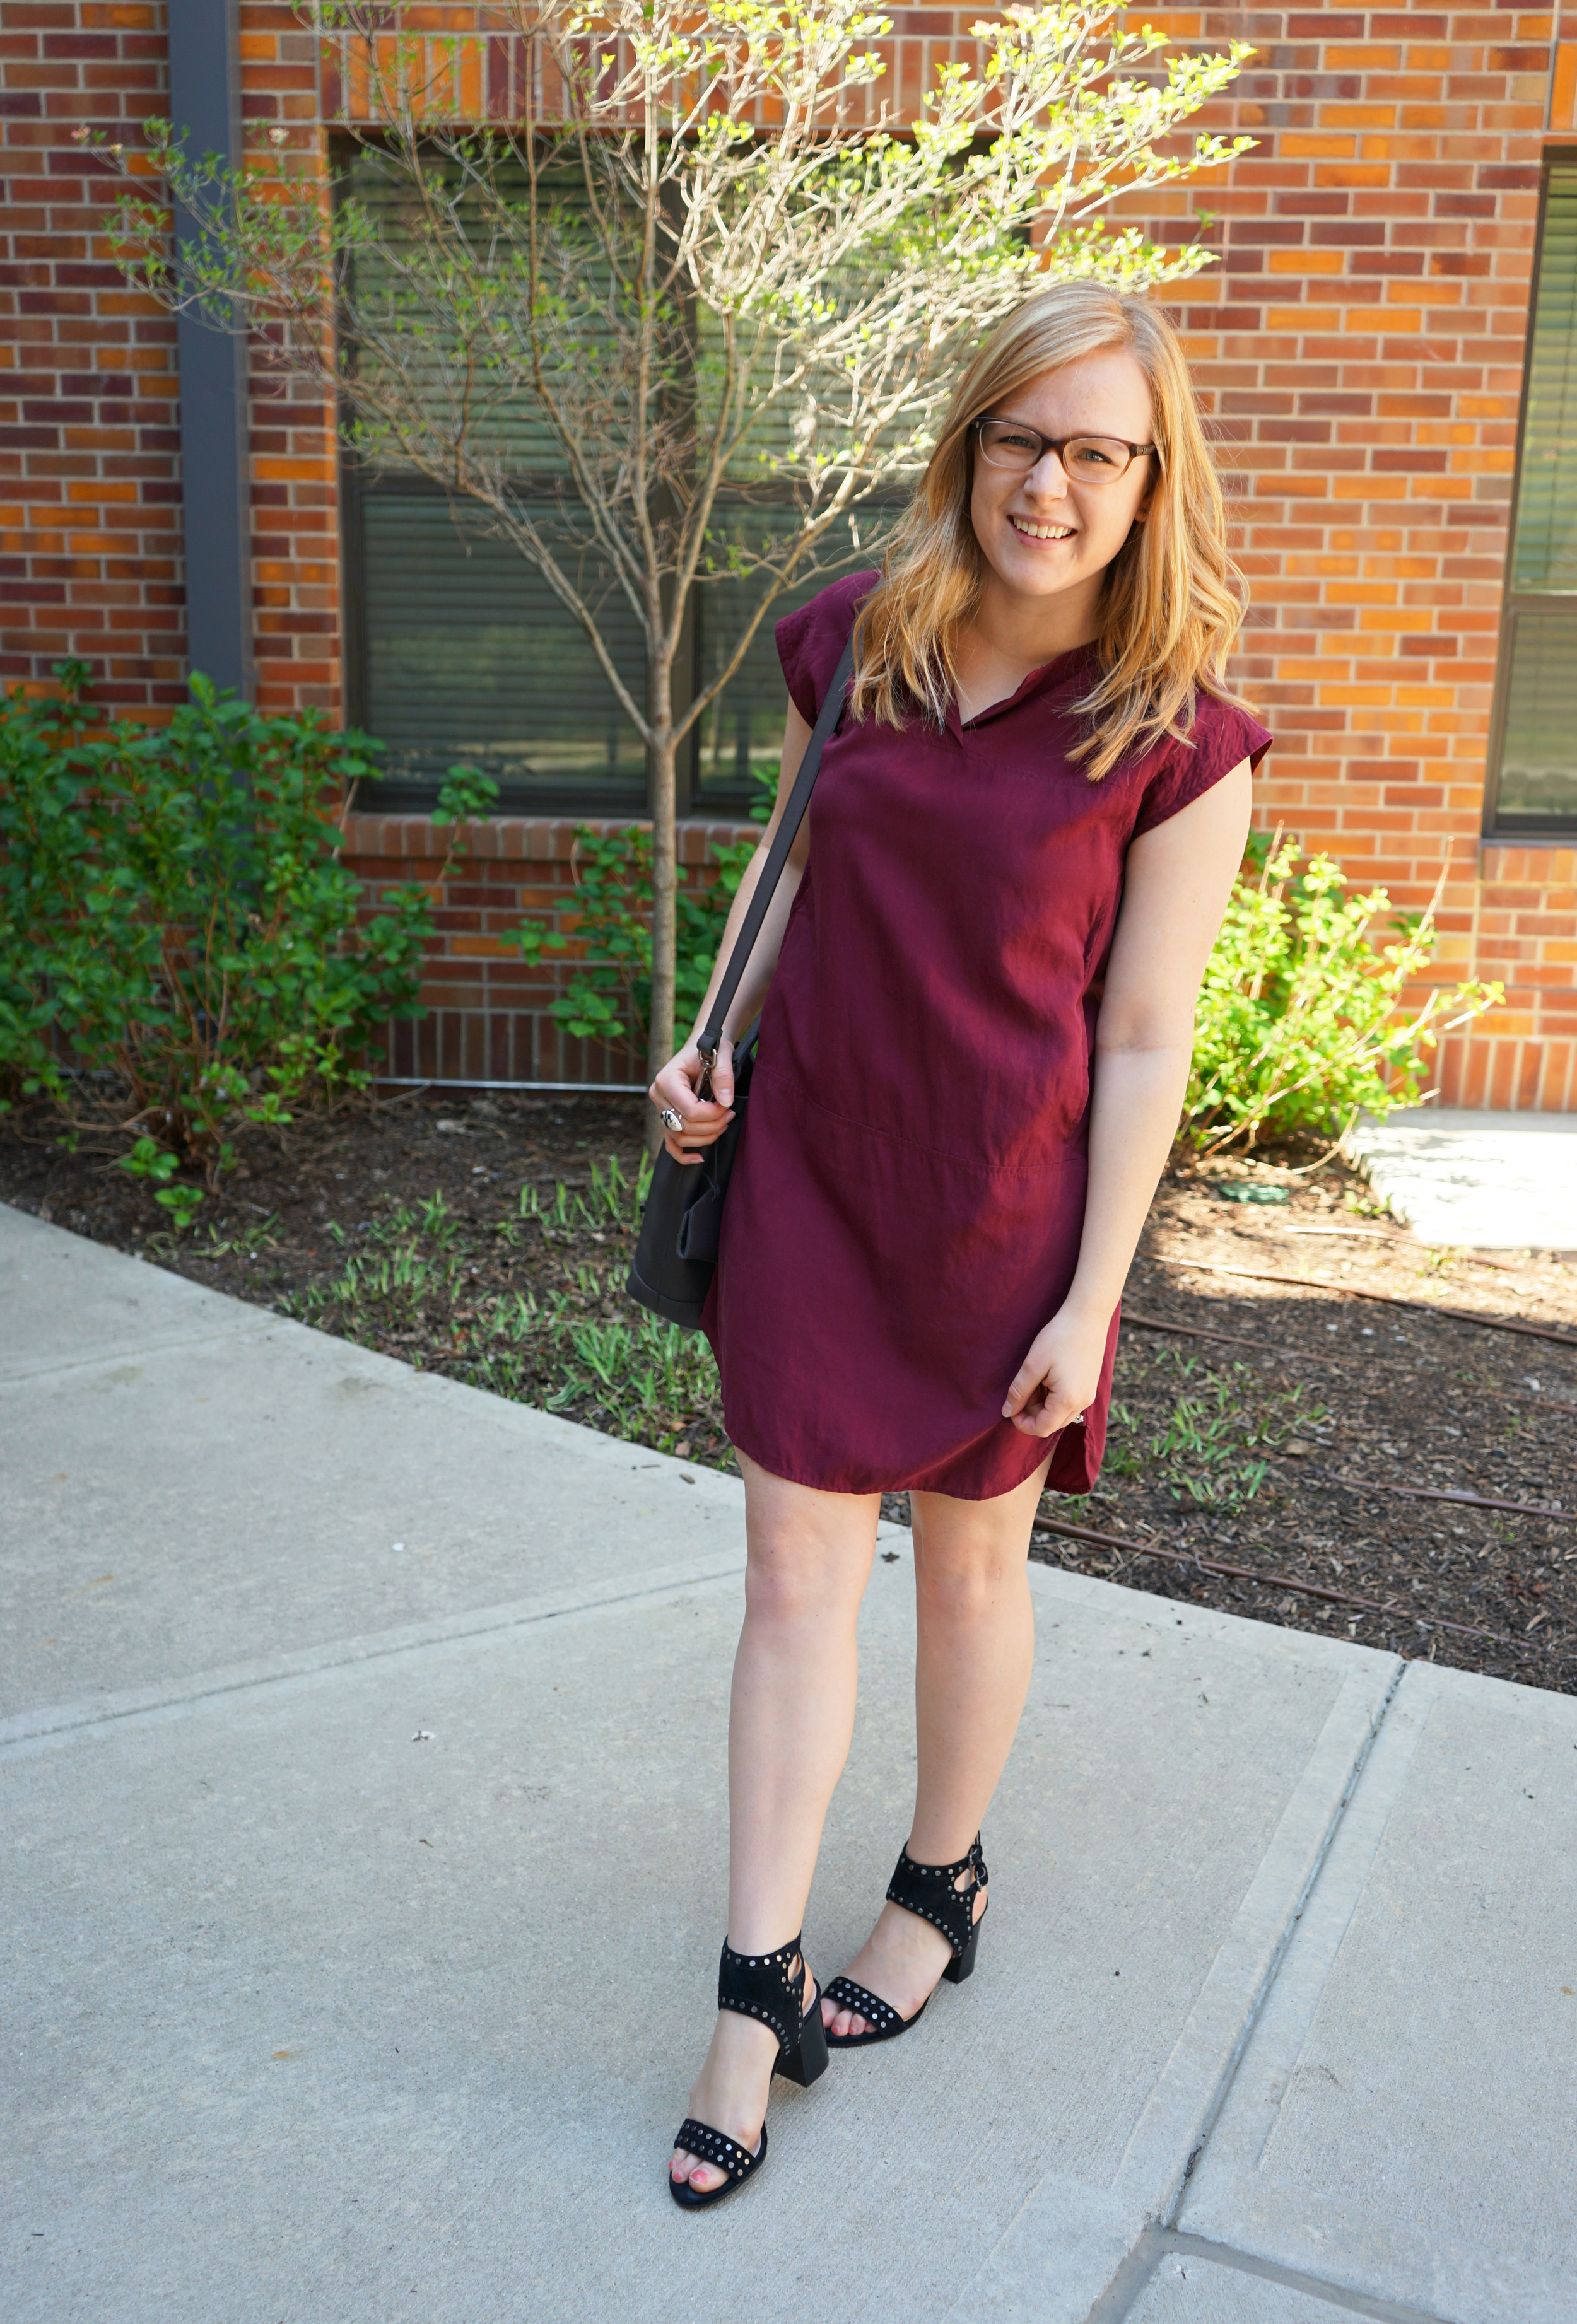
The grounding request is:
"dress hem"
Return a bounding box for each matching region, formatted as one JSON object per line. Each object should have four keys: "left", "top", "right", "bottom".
{"left": 723, "top": 1420, "right": 1076, "bottom": 1505}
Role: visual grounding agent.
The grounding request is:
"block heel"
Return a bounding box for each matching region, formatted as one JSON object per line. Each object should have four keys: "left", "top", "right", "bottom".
{"left": 942, "top": 1920, "right": 980, "bottom": 1985}
{"left": 775, "top": 1989, "right": 830, "bottom": 2086}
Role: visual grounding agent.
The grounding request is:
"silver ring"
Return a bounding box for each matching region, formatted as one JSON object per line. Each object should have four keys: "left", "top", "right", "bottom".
{"left": 659, "top": 1107, "right": 684, "bottom": 1133}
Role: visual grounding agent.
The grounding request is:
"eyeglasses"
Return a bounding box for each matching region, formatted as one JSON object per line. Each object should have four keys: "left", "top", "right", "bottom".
{"left": 972, "top": 416, "right": 1154, "bottom": 484}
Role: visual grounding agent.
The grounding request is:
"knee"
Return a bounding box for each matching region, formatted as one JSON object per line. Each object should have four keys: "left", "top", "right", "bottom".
{"left": 913, "top": 1539, "right": 1024, "bottom": 1625}
{"left": 743, "top": 1534, "right": 862, "bottom": 1628}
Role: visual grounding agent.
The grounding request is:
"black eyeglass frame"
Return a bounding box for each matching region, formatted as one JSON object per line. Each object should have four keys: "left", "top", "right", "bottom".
{"left": 970, "top": 416, "right": 1157, "bottom": 479}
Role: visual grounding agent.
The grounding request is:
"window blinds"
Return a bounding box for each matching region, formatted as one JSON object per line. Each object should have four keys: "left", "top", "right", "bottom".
{"left": 1494, "top": 603, "right": 1577, "bottom": 820}
{"left": 343, "top": 149, "right": 602, "bottom": 479}
{"left": 1494, "top": 166, "right": 1577, "bottom": 825}
{"left": 360, "top": 493, "right": 647, "bottom": 797}
{"left": 1513, "top": 170, "right": 1577, "bottom": 592}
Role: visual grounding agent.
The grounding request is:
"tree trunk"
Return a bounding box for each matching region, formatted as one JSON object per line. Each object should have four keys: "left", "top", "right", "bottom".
{"left": 645, "top": 655, "right": 677, "bottom": 1159}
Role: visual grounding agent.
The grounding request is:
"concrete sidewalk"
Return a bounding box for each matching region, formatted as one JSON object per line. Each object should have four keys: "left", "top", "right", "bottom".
{"left": 1348, "top": 1107, "right": 1575, "bottom": 1249}
{"left": 2, "top": 1202, "right": 1573, "bottom": 2324}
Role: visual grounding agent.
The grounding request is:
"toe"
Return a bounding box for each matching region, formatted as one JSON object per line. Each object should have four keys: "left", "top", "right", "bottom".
{"left": 689, "top": 2162, "right": 726, "bottom": 2193}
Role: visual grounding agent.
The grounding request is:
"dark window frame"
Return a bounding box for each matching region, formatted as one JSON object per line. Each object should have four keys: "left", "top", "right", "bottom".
{"left": 1484, "top": 149, "right": 1577, "bottom": 840}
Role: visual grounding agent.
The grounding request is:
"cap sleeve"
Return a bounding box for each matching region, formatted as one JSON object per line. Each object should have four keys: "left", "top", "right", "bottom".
{"left": 1132, "top": 690, "right": 1272, "bottom": 837}
{"left": 775, "top": 569, "right": 879, "bottom": 727}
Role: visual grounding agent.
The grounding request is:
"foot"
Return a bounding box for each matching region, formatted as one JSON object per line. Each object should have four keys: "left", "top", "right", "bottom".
{"left": 671, "top": 1954, "right": 814, "bottom": 2197}
{"left": 822, "top": 1877, "right": 987, "bottom": 2040}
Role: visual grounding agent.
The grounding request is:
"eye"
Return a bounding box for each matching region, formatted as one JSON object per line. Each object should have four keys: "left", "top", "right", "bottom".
{"left": 1069, "top": 440, "right": 1120, "bottom": 470}
{"left": 992, "top": 427, "right": 1041, "bottom": 453}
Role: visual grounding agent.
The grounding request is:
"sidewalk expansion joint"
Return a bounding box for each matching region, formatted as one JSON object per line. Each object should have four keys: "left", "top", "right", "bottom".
{"left": 0, "top": 1315, "right": 282, "bottom": 1389}
{"left": 1092, "top": 2229, "right": 1454, "bottom": 2323}
{"left": 0, "top": 1551, "right": 747, "bottom": 1757}
{"left": 1152, "top": 1652, "right": 1409, "bottom": 2234}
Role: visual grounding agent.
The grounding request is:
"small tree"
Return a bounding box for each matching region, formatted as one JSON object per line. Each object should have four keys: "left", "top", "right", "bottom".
{"left": 95, "top": 0, "right": 1251, "bottom": 1102}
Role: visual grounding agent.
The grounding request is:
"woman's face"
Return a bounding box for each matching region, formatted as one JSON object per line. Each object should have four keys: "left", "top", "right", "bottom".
{"left": 968, "top": 349, "right": 1156, "bottom": 615}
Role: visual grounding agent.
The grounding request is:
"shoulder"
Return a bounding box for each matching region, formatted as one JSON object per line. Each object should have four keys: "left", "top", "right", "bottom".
{"left": 775, "top": 569, "right": 881, "bottom": 727}
{"left": 1130, "top": 686, "right": 1272, "bottom": 839}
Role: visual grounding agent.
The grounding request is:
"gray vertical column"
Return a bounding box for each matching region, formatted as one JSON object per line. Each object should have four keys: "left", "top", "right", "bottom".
{"left": 168, "top": 0, "right": 254, "bottom": 699}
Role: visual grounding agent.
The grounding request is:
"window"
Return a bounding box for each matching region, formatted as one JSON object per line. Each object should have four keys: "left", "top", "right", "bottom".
{"left": 337, "top": 146, "right": 879, "bottom": 817}
{"left": 351, "top": 482, "right": 648, "bottom": 805}
{"left": 1488, "top": 161, "right": 1577, "bottom": 832}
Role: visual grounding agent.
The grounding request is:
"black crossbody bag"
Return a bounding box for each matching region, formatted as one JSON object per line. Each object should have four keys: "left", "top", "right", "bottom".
{"left": 627, "top": 633, "right": 855, "bottom": 1329}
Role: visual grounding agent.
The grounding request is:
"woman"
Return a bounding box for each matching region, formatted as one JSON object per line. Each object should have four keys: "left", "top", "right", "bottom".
{"left": 650, "top": 281, "right": 1271, "bottom": 2207}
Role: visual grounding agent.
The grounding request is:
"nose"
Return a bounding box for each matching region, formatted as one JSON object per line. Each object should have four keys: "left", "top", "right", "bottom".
{"left": 1024, "top": 445, "right": 1071, "bottom": 491}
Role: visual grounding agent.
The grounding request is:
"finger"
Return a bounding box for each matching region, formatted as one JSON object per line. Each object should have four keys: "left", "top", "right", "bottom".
{"left": 671, "top": 1114, "right": 730, "bottom": 1149}
{"left": 1001, "top": 1367, "right": 1043, "bottom": 1419}
{"left": 650, "top": 1058, "right": 706, "bottom": 1109}
{"left": 1012, "top": 1394, "right": 1082, "bottom": 1437}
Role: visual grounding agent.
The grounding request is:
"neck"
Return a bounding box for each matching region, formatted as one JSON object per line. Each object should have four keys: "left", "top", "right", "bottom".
{"left": 970, "top": 566, "right": 1104, "bottom": 667}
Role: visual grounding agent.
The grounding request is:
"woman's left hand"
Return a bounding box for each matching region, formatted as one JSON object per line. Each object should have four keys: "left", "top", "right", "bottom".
{"left": 1002, "top": 1305, "right": 1110, "bottom": 1437}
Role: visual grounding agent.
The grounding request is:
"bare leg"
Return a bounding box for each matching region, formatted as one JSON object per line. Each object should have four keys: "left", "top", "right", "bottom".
{"left": 823, "top": 1454, "right": 1049, "bottom": 2039}
{"left": 672, "top": 1451, "right": 880, "bottom": 2193}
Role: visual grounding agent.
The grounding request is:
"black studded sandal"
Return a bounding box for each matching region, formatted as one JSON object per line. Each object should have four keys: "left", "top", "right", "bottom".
{"left": 669, "top": 1933, "right": 829, "bottom": 2210}
{"left": 822, "top": 1833, "right": 988, "bottom": 2050}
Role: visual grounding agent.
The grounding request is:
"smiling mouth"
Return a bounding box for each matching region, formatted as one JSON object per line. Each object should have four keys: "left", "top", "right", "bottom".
{"left": 1009, "top": 515, "right": 1076, "bottom": 542}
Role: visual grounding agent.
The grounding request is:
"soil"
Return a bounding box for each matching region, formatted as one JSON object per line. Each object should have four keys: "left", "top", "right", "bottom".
{"left": 3, "top": 1086, "right": 1574, "bottom": 1693}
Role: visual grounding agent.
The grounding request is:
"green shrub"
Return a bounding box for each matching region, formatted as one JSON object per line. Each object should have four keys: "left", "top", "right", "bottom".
{"left": 1185, "top": 834, "right": 1502, "bottom": 1153}
{"left": 0, "top": 664, "right": 490, "bottom": 1185}
{"left": 517, "top": 822, "right": 758, "bottom": 1055}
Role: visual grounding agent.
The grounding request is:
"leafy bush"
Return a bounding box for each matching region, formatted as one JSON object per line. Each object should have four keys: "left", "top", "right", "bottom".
{"left": 1185, "top": 834, "right": 1503, "bottom": 1153}
{"left": 0, "top": 665, "right": 490, "bottom": 1194}
{"left": 517, "top": 823, "right": 757, "bottom": 1055}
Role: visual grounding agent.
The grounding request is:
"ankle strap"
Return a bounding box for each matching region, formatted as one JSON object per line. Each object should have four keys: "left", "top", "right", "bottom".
{"left": 717, "top": 1934, "right": 807, "bottom": 2056}
{"left": 886, "top": 1834, "right": 987, "bottom": 1958}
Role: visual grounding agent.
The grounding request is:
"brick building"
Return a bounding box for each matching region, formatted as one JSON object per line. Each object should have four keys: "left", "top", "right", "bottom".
{"left": 3, "top": 3, "right": 1575, "bottom": 1106}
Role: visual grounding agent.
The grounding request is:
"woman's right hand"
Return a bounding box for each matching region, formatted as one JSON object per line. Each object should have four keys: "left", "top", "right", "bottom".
{"left": 648, "top": 1034, "right": 736, "bottom": 1167}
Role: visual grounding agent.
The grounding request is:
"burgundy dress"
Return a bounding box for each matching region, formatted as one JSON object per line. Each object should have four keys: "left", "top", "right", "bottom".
{"left": 701, "top": 572, "right": 1273, "bottom": 1500}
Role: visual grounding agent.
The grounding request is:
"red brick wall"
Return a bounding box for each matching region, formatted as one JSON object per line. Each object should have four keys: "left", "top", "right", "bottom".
{"left": 1, "top": 1, "right": 182, "bottom": 709}
{"left": 341, "top": 809, "right": 755, "bottom": 1087}
{"left": 4, "top": 3, "right": 1575, "bottom": 1104}
{"left": 1129, "top": 5, "right": 1573, "bottom": 1111}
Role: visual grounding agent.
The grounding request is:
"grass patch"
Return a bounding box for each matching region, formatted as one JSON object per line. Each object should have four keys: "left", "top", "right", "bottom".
{"left": 1080, "top": 1346, "right": 1327, "bottom": 1517}
{"left": 279, "top": 1155, "right": 730, "bottom": 1461}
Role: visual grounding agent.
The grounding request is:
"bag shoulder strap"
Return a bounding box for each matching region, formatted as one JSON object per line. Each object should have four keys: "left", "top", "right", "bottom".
{"left": 696, "top": 630, "right": 855, "bottom": 1070}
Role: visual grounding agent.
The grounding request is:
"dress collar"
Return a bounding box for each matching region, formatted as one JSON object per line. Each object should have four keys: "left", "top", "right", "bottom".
{"left": 946, "top": 638, "right": 1100, "bottom": 740}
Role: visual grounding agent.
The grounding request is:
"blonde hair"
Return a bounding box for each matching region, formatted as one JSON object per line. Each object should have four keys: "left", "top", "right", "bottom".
{"left": 850, "top": 281, "right": 1249, "bottom": 779}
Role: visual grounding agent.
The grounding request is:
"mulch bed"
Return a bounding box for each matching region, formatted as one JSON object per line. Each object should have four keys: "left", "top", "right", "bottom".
{"left": 3, "top": 1086, "right": 1573, "bottom": 1693}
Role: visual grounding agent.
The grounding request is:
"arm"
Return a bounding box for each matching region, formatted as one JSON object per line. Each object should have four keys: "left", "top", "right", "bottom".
{"left": 647, "top": 700, "right": 816, "bottom": 1165}
{"left": 1002, "top": 759, "right": 1253, "bottom": 1436}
